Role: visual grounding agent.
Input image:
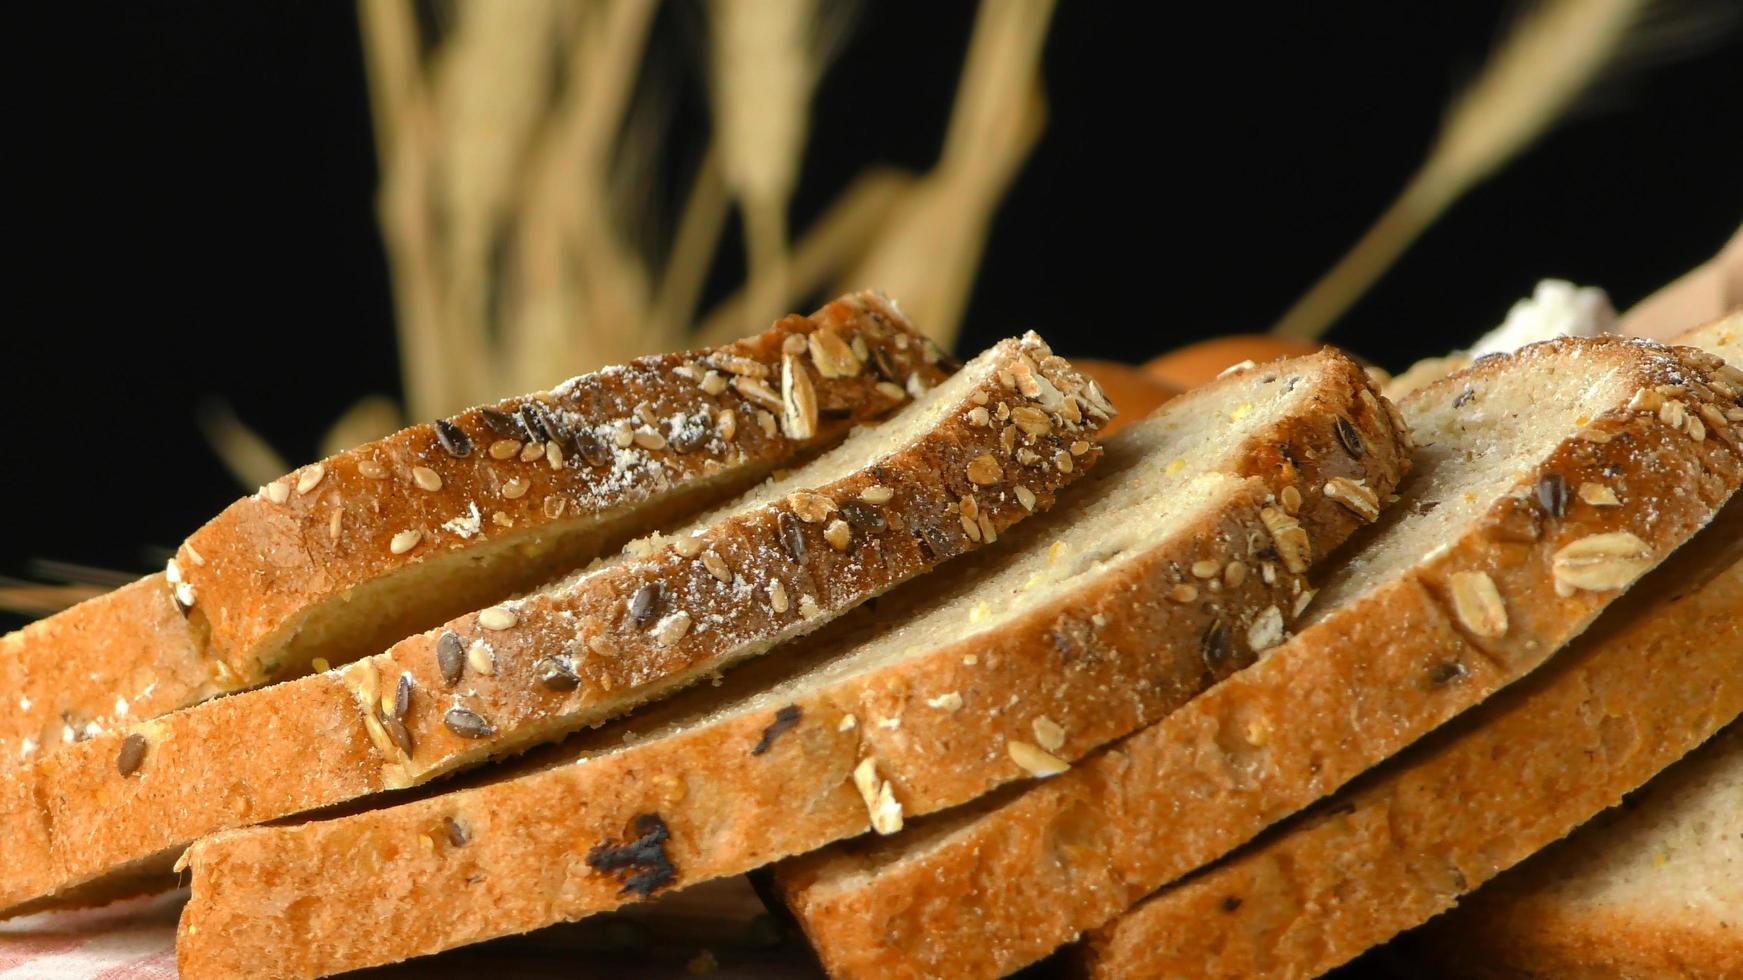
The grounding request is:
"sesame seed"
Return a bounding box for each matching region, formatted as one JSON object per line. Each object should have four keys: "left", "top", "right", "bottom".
{"left": 296, "top": 464, "right": 326, "bottom": 495}
{"left": 716, "top": 410, "right": 738, "bottom": 440}
{"left": 1191, "top": 560, "right": 1220, "bottom": 579}
{"left": 466, "top": 640, "right": 496, "bottom": 675}
{"left": 1031, "top": 716, "right": 1066, "bottom": 751}
{"left": 633, "top": 430, "right": 667, "bottom": 451}
{"left": 1279, "top": 485, "right": 1302, "bottom": 515}
{"left": 389, "top": 529, "right": 423, "bottom": 554}
{"left": 546, "top": 442, "right": 565, "bottom": 470}
{"left": 489, "top": 439, "right": 522, "bottom": 459}
{"left": 860, "top": 484, "right": 894, "bottom": 504}
{"left": 477, "top": 605, "right": 518, "bottom": 631}
{"left": 702, "top": 551, "right": 732, "bottom": 583}
{"left": 824, "top": 519, "right": 852, "bottom": 551}
{"left": 652, "top": 611, "right": 692, "bottom": 647}
{"left": 520, "top": 440, "right": 546, "bottom": 462}
{"left": 1054, "top": 451, "right": 1074, "bottom": 474}
{"left": 1070, "top": 441, "right": 1090, "bottom": 457}
{"left": 411, "top": 466, "right": 443, "bottom": 491}
{"left": 875, "top": 381, "right": 907, "bottom": 401}
{"left": 357, "top": 458, "right": 388, "bottom": 479}
{"left": 327, "top": 508, "right": 343, "bottom": 542}
{"left": 768, "top": 580, "right": 790, "bottom": 614}
{"left": 265, "top": 481, "right": 290, "bottom": 504}
{"left": 1014, "top": 485, "right": 1037, "bottom": 511}
{"left": 1169, "top": 583, "right": 1198, "bottom": 602}
{"left": 501, "top": 477, "right": 529, "bottom": 499}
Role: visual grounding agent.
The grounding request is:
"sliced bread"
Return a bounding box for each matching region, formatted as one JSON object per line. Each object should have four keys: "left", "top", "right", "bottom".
{"left": 1404, "top": 310, "right": 1743, "bottom": 980}
{"left": 169, "top": 348, "right": 1412, "bottom": 979}
{"left": 0, "top": 331, "right": 1105, "bottom": 917}
{"left": 0, "top": 292, "right": 949, "bottom": 765}
{"left": 1083, "top": 492, "right": 1743, "bottom": 979}
{"left": 775, "top": 335, "right": 1743, "bottom": 979}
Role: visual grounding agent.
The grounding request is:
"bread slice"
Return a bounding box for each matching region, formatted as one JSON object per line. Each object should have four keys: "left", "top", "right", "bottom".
{"left": 1401, "top": 311, "right": 1743, "bottom": 980}
{"left": 1083, "top": 492, "right": 1743, "bottom": 979}
{"left": 775, "top": 335, "right": 1743, "bottom": 979}
{"left": 0, "top": 292, "right": 949, "bottom": 766}
{"left": 169, "top": 348, "right": 1412, "bottom": 980}
{"left": 0, "top": 331, "right": 1105, "bottom": 917}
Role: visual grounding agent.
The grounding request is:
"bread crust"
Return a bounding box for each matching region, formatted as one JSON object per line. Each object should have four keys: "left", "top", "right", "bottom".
{"left": 776, "top": 336, "right": 1743, "bottom": 980}
{"left": 169, "top": 350, "right": 1411, "bottom": 980}
{"left": 0, "top": 332, "right": 1103, "bottom": 917}
{"left": 1083, "top": 495, "right": 1743, "bottom": 979}
{"left": 1, "top": 292, "right": 947, "bottom": 766}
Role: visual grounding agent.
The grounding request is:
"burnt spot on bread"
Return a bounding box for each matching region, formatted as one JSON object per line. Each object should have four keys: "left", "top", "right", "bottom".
{"left": 587, "top": 813, "right": 678, "bottom": 898}
{"left": 1427, "top": 661, "right": 1469, "bottom": 687}
{"left": 1220, "top": 896, "right": 1243, "bottom": 913}
{"left": 1453, "top": 387, "right": 1476, "bottom": 409}
{"left": 751, "top": 705, "right": 802, "bottom": 755}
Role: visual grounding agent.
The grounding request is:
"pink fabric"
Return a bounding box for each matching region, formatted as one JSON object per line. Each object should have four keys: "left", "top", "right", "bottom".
{"left": 0, "top": 892, "right": 181, "bottom": 979}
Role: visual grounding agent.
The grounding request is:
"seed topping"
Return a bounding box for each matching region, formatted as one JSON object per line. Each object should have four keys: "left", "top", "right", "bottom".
{"left": 443, "top": 708, "right": 495, "bottom": 739}
{"left": 1449, "top": 571, "right": 1508, "bottom": 639}
{"left": 436, "top": 632, "right": 465, "bottom": 686}
{"left": 536, "top": 656, "right": 581, "bottom": 691}
{"left": 434, "top": 419, "right": 473, "bottom": 457}
{"left": 477, "top": 605, "right": 518, "bottom": 630}
{"left": 1536, "top": 474, "right": 1569, "bottom": 519}
{"left": 1007, "top": 740, "right": 1070, "bottom": 777}
{"left": 117, "top": 733, "right": 148, "bottom": 777}
{"left": 751, "top": 704, "right": 802, "bottom": 755}
{"left": 628, "top": 583, "right": 662, "bottom": 626}
{"left": 1334, "top": 416, "right": 1365, "bottom": 458}
{"left": 389, "top": 529, "right": 423, "bottom": 555}
{"left": 1552, "top": 532, "right": 1653, "bottom": 595}
{"left": 411, "top": 466, "right": 443, "bottom": 492}
{"left": 966, "top": 455, "right": 1004, "bottom": 486}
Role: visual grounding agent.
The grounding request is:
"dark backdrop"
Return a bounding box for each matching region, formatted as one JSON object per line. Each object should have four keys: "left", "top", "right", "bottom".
{"left": 4, "top": 2, "right": 1740, "bottom": 606}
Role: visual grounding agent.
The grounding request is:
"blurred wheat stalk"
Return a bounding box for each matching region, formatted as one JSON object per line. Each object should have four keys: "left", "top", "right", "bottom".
{"left": 342, "top": 0, "right": 1055, "bottom": 438}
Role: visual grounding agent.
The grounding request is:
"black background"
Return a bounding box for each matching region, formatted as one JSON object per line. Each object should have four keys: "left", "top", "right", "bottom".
{"left": 1, "top": 3, "right": 1740, "bottom": 973}
{"left": 6, "top": 1, "right": 1741, "bottom": 583}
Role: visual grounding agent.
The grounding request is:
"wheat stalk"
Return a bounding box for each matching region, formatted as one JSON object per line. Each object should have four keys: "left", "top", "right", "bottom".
{"left": 1271, "top": 0, "right": 1644, "bottom": 341}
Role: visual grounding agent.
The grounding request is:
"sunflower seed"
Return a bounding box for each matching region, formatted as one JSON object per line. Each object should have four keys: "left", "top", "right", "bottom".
{"left": 434, "top": 419, "right": 473, "bottom": 457}
{"left": 480, "top": 407, "right": 523, "bottom": 438}
{"left": 1007, "top": 740, "right": 1070, "bottom": 777}
{"left": 1334, "top": 416, "right": 1365, "bottom": 458}
{"left": 807, "top": 327, "right": 862, "bottom": 378}
{"left": 536, "top": 656, "right": 581, "bottom": 691}
{"left": 628, "top": 583, "right": 662, "bottom": 626}
{"left": 436, "top": 632, "right": 465, "bottom": 685}
{"left": 781, "top": 354, "right": 819, "bottom": 440}
{"left": 840, "top": 499, "right": 886, "bottom": 532}
{"left": 573, "top": 430, "right": 612, "bottom": 467}
{"left": 444, "top": 816, "right": 470, "bottom": 847}
{"left": 443, "top": 708, "right": 495, "bottom": 739}
{"left": 1536, "top": 473, "right": 1568, "bottom": 519}
{"left": 778, "top": 511, "right": 807, "bottom": 562}
{"left": 477, "top": 605, "right": 518, "bottom": 631}
{"left": 393, "top": 674, "right": 413, "bottom": 720}
{"left": 381, "top": 713, "right": 414, "bottom": 756}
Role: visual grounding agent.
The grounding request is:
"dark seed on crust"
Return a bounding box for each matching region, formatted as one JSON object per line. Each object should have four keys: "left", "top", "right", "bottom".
{"left": 870, "top": 346, "right": 901, "bottom": 383}
{"left": 381, "top": 713, "right": 415, "bottom": 756}
{"left": 1536, "top": 473, "right": 1568, "bottom": 519}
{"left": 1334, "top": 416, "right": 1365, "bottom": 458}
{"left": 537, "top": 656, "right": 581, "bottom": 692}
{"left": 840, "top": 499, "right": 886, "bottom": 533}
{"left": 1429, "top": 661, "right": 1468, "bottom": 686}
{"left": 434, "top": 418, "right": 473, "bottom": 458}
{"left": 436, "top": 631, "right": 465, "bottom": 686}
{"left": 915, "top": 522, "right": 956, "bottom": 560}
{"left": 1453, "top": 387, "right": 1476, "bottom": 408}
{"left": 573, "top": 429, "right": 613, "bottom": 467}
{"left": 444, "top": 816, "right": 470, "bottom": 847}
{"left": 587, "top": 813, "right": 678, "bottom": 898}
{"left": 117, "top": 733, "right": 147, "bottom": 777}
{"left": 751, "top": 704, "right": 802, "bottom": 755}
{"left": 778, "top": 511, "right": 807, "bottom": 562}
{"left": 393, "top": 674, "right": 414, "bottom": 720}
{"left": 480, "top": 407, "right": 523, "bottom": 438}
{"left": 518, "top": 403, "right": 554, "bottom": 442}
{"left": 670, "top": 423, "right": 711, "bottom": 453}
{"left": 1221, "top": 896, "right": 1243, "bottom": 913}
{"left": 443, "top": 708, "right": 496, "bottom": 739}
{"left": 1201, "top": 618, "right": 1231, "bottom": 668}
{"left": 629, "top": 583, "right": 662, "bottom": 626}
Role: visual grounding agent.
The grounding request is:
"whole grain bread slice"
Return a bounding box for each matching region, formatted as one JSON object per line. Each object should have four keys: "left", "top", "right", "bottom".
{"left": 1083, "top": 492, "right": 1743, "bottom": 979}
{"left": 775, "top": 335, "right": 1743, "bottom": 979}
{"left": 0, "top": 292, "right": 949, "bottom": 766}
{"left": 0, "top": 331, "right": 1105, "bottom": 917}
{"left": 169, "top": 348, "right": 1412, "bottom": 980}
{"left": 1404, "top": 310, "right": 1743, "bottom": 980}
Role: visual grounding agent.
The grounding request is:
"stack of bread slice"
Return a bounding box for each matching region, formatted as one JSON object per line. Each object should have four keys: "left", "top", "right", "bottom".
{"left": 776, "top": 329, "right": 1743, "bottom": 978}
{"left": 6, "top": 292, "right": 1741, "bottom": 979}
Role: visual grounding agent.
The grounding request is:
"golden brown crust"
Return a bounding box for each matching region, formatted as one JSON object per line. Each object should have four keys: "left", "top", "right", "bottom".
{"left": 777, "top": 336, "right": 1743, "bottom": 980}
{"left": 170, "top": 350, "right": 1411, "bottom": 980}
{"left": 1083, "top": 497, "right": 1743, "bottom": 979}
{"left": 1, "top": 292, "right": 947, "bottom": 766}
{"left": 0, "top": 332, "right": 1104, "bottom": 917}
